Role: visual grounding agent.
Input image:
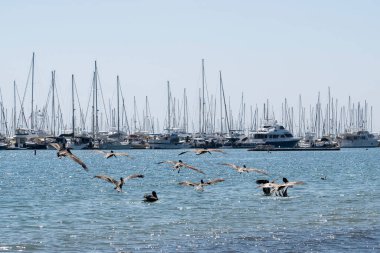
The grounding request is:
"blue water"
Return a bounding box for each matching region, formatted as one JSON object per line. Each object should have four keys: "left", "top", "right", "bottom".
{"left": 0, "top": 148, "right": 379, "bottom": 252}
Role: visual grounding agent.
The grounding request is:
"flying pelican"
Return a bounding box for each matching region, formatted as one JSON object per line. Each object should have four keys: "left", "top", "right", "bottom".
{"left": 256, "top": 177, "right": 304, "bottom": 197}
{"left": 157, "top": 160, "right": 205, "bottom": 174}
{"left": 178, "top": 178, "right": 225, "bottom": 191}
{"left": 94, "top": 174, "right": 144, "bottom": 192}
{"left": 49, "top": 143, "right": 88, "bottom": 171}
{"left": 221, "top": 163, "right": 268, "bottom": 175}
{"left": 178, "top": 148, "right": 225, "bottom": 156}
{"left": 95, "top": 150, "right": 131, "bottom": 159}
{"left": 144, "top": 191, "right": 158, "bottom": 202}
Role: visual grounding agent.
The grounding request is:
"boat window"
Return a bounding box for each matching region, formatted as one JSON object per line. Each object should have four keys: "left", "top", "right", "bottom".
{"left": 280, "top": 126, "right": 285, "bottom": 130}
{"left": 285, "top": 134, "right": 293, "bottom": 137}
{"left": 281, "top": 135, "right": 286, "bottom": 138}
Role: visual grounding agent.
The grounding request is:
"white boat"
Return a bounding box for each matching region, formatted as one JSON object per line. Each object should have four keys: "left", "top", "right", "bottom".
{"left": 148, "top": 132, "right": 189, "bottom": 149}
{"left": 337, "top": 130, "right": 378, "bottom": 148}
{"left": 238, "top": 121, "right": 301, "bottom": 148}
{"left": 13, "top": 128, "right": 48, "bottom": 149}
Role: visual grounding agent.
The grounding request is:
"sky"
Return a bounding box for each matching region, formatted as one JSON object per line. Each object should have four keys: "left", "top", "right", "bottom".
{"left": 0, "top": 0, "right": 379, "bottom": 133}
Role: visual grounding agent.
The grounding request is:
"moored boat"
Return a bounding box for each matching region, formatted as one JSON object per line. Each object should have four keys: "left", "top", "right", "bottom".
{"left": 336, "top": 130, "right": 378, "bottom": 148}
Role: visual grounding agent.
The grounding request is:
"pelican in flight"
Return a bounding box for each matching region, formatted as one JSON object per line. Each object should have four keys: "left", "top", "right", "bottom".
{"left": 221, "top": 163, "right": 268, "bottom": 175}
{"left": 157, "top": 160, "right": 205, "bottom": 174}
{"left": 178, "top": 178, "right": 225, "bottom": 191}
{"left": 256, "top": 177, "right": 304, "bottom": 197}
{"left": 95, "top": 150, "right": 131, "bottom": 159}
{"left": 49, "top": 143, "right": 88, "bottom": 171}
{"left": 94, "top": 174, "right": 144, "bottom": 192}
{"left": 144, "top": 191, "right": 158, "bottom": 202}
{"left": 178, "top": 148, "right": 225, "bottom": 156}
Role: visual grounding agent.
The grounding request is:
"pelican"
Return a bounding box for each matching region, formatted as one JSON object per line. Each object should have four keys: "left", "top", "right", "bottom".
{"left": 178, "top": 148, "right": 225, "bottom": 156}
{"left": 256, "top": 177, "right": 304, "bottom": 197}
{"left": 178, "top": 178, "right": 225, "bottom": 191}
{"left": 94, "top": 174, "right": 144, "bottom": 192}
{"left": 221, "top": 163, "right": 268, "bottom": 175}
{"left": 49, "top": 143, "right": 88, "bottom": 171}
{"left": 95, "top": 150, "right": 131, "bottom": 159}
{"left": 157, "top": 160, "right": 205, "bottom": 174}
{"left": 144, "top": 191, "right": 158, "bottom": 202}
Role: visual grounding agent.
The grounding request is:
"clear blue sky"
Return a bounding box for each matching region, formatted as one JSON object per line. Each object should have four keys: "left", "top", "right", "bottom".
{"left": 1, "top": 0, "right": 379, "bottom": 132}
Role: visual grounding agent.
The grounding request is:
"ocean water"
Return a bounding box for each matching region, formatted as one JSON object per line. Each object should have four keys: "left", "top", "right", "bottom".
{"left": 0, "top": 148, "right": 379, "bottom": 252}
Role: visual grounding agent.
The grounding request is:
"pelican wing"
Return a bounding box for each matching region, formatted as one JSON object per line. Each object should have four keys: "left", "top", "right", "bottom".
{"left": 113, "top": 152, "right": 130, "bottom": 157}
{"left": 204, "top": 178, "right": 225, "bottom": 185}
{"left": 208, "top": 149, "right": 225, "bottom": 153}
{"left": 66, "top": 152, "right": 88, "bottom": 171}
{"left": 94, "top": 150, "right": 107, "bottom": 155}
{"left": 178, "top": 151, "right": 189, "bottom": 156}
{"left": 257, "top": 182, "right": 279, "bottom": 189}
{"left": 178, "top": 181, "right": 198, "bottom": 187}
{"left": 124, "top": 174, "right": 144, "bottom": 180}
{"left": 243, "top": 167, "right": 269, "bottom": 175}
{"left": 194, "top": 149, "right": 211, "bottom": 155}
{"left": 256, "top": 179, "right": 270, "bottom": 184}
{"left": 94, "top": 175, "right": 117, "bottom": 185}
{"left": 182, "top": 163, "right": 205, "bottom": 174}
{"left": 49, "top": 143, "right": 62, "bottom": 151}
{"left": 157, "top": 160, "right": 176, "bottom": 165}
{"left": 285, "top": 181, "right": 305, "bottom": 187}
{"left": 221, "top": 163, "right": 239, "bottom": 170}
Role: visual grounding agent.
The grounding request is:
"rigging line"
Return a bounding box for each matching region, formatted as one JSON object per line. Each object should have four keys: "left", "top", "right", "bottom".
{"left": 119, "top": 85, "right": 130, "bottom": 134}
{"left": 19, "top": 56, "right": 34, "bottom": 128}
{"left": 73, "top": 78, "right": 86, "bottom": 131}
{"left": 84, "top": 75, "right": 94, "bottom": 132}
{"left": 16, "top": 85, "right": 29, "bottom": 129}
{"left": 0, "top": 88, "right": 9, "bottom": 136}
{"left": 96, "top": 70, "right": 110, "bottom": 130}
{"left": 38, "top": 85, "right": 52, "bottom": 130}
{"left": 121, "top": 97, "right": 130, "bottom": 134}
{"left": 52, "top": 75, "right": 64, "bottom": 135}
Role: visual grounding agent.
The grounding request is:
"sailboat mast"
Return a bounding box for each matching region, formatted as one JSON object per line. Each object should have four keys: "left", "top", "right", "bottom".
{"left": 219, "top": 71, "right": 223, "bottom": 133}
{"left": 117, "top": 75, "right": 120, "bottom": 135}
{"left": 31, "top": 52, "right": 35, "bottom": 130}
{"left": 91, "top": 71, "right": 95, "bottom": 138}
{"left": 72, "top": 74, "right": 75, "bottom": 138}
{"left": 51, "top": 71, "right": 55, "bottom": 136}
{"left": 95, "top": 61, "right": 99, "bottom": 138}
{"left": 13, "top": 81, "right": 16, "bottom": 133}
{"left": 167, "top": 81, "right": 170, "bottom": 130}
{"left": 201, "top": 59, "right": 205, "bottom": 133}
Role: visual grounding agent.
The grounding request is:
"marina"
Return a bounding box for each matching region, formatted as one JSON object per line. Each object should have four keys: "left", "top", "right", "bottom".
{"left": 1, "top": 1, "right": 380, "bottom": 252}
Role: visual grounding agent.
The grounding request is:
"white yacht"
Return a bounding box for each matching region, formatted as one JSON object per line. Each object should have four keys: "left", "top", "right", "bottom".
{"left": 337, "top": 130, "right": 378, "bottom": 148}
{"left": 238, "top": 121, "right": 301, "bottom": 148}
{"left": 148, "top": 130, "right": 190, "bottom": 149}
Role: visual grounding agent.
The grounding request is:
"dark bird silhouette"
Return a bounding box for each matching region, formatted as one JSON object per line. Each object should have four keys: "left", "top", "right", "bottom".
{"left": 256, "top": 179, "right": 272, "bottom": 195}
{"left": 94, "top": 174, "right": 144, "bottom": 192}
{"left": 144, "top": 191, "right": 158, "bottom": 202}
{"left": 178, "top": 178, "right": 225, "bottom": 191}
{"left": 157, "top": 160, "right": 205, "bottom": 174}
{"left": 256, "top": 178, "right": 305, "bottom": 197}
{"left": 178, "top": 148, "right": 225, "bottom": 156}
{"left": 321, "top": 175, "right": 327, "bottom": 180}
{"left": 49, "top": 143, "right": 88, "bottom": 171}
{"left": 95, "top": 150, "right": 131, "bottom": 159}
{"left": 221, "top": 163, "right": 268, "bottom": 175}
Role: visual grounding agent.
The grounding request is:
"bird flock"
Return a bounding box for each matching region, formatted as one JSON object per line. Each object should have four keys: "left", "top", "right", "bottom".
{"left": 49, "top": 144, "right": 306, "bottom": 201}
